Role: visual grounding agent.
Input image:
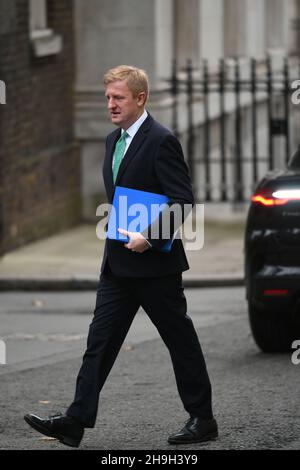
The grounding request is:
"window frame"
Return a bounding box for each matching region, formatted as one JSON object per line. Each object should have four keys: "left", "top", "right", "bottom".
{"left": 28, "top": 0, "right": 62, "bottom": 57}
{"left": 29, "top": 0, "right": 52, "bottom": 39}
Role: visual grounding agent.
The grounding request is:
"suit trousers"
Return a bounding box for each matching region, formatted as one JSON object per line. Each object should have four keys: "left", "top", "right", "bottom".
{"left": 67, "top": 266, "right": 213, "bottom": 427}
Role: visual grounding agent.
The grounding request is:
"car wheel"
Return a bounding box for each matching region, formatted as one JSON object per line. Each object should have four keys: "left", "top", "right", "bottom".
{"left": 248, "top": 302, "right": 293, "bottom": 352}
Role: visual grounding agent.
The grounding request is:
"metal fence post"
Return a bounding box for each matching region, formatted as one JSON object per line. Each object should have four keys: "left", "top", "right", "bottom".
{"left": 251, "top": 58, "right": 258, "bottom": 186}
{"left": 284, "top": 57, "right": 290, "bottom": 165}
{"left": 171, "top": 59, "right": 179, "bottom": 137}
{"left": 203, "top": 59, "right": 211, "bottom": 201}
{"left": 234, "top": 57, "right": 243, "bottom": 202}
{"left": 186, "top": 59, "right": 195, "bottom": 193}
{"left": 219, "top": 58, "right": 227, "bottom": 201}
{"left": 267, "top": 55, "right": 274, "bottom": 170}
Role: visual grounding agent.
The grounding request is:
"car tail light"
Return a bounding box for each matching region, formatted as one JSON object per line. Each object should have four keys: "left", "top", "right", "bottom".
{"left": 251, "top": 188, "right": 300, "bottom": 206}
{"left": 263, "top": 289, "right": 289, "bottom": 296}
{"left": 251, "top": 194, "right": 288, "bottom": 206}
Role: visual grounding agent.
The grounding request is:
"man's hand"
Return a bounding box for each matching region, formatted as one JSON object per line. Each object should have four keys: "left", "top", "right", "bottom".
{"left": 118, "top": 228, "right": 151, "bottom": 253}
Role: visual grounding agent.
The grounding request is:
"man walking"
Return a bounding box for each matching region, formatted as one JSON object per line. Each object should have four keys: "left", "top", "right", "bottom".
{"left": 24, "top": 65, "right": 218, "bottom": 447}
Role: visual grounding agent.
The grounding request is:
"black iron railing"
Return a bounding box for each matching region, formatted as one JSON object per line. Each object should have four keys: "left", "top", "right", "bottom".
{"left": 167, "top": 57, "right": 299, "bottom": 202}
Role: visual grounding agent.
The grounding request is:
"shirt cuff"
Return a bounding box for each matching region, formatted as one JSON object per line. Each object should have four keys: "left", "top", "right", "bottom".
{"left": 140, "top": 234, "right": 152, "bottom": 248}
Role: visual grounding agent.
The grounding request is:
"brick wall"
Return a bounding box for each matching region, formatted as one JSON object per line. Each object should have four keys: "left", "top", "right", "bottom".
{"left": 0, "top": 0, "right": 81, "bottom": 255}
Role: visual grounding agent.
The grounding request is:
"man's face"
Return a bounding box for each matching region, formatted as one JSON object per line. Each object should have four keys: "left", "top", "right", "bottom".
{"left": 105, "top": 80, "right": 146, "bottom": 130}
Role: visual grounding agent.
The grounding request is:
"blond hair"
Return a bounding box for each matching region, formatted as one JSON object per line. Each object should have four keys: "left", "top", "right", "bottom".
{"left": 103, "top": 65, "right": 149, "bottom": 99}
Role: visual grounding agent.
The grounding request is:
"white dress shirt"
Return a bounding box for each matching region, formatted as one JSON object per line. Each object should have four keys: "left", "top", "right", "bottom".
{"left": 112, "top": 109, "right": 151, "bottom": 246}
{"left": 112, "top": 110, "right": 148, "bottom": 168}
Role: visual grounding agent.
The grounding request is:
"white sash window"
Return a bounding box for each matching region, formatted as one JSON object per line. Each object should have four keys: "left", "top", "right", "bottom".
{"left": 29, "top": 0, "right": 62, "bottom": 56}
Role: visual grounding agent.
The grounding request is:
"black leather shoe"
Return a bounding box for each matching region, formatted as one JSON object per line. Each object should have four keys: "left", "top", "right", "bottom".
{"left": 24, "top": 413, "right": 84, "bottom": 448}
{"left": 168, "top": 417, "right": 218, "bottom": 445}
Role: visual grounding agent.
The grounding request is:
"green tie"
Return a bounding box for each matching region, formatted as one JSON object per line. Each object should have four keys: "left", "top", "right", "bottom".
{"left": 112, "top": 131, "right": 128, "bottom": 183}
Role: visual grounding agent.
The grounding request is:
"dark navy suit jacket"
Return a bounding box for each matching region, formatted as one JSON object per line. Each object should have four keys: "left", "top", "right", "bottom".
{"left": 101, "top": 114, "right": 194, "bottom": 278}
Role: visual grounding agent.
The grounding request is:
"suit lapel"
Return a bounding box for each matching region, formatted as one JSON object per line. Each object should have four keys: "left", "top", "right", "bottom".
{"left": 103, "top": 114, "right": 153, "bottom": 200}
{"left": 114, "top": 114, "right": 153, "bottom": 186}
{"left": 103, "top": 129, "right": 121, "bottom": 201}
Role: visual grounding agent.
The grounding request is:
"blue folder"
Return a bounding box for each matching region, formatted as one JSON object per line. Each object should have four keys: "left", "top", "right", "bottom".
{"left": 107, "top": 186, "right": 174, "bottom": 252}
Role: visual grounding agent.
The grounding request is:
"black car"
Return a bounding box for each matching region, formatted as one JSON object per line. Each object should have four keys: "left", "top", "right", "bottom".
{"left": 245, "top": 146, "right": 300, "bottom": 352}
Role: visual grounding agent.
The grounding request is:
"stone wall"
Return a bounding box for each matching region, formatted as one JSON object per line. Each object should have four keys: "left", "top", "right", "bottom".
{"left": 0, "top": 0, "right": 81, "bottom": 255}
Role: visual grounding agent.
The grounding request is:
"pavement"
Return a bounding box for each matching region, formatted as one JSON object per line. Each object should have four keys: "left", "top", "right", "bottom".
{"left": 0, "top": 212, "right": 246, "bottom": 290}
{"left": 2, "top": 212, "right": 300, "bottom": 451}
{"left": 2, "top": 287, "right": 300, "bottom": 450}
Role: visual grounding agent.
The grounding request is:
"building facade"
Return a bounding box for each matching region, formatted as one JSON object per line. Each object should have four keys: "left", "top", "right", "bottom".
{"left": 0, "top": 0, "right": 81, "bottom": 255}
{"left": 1, "top": 0, "right": 299, "bottom": 254}
{"left": 74, "top": 0, "right": 300, "bottom": 218}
